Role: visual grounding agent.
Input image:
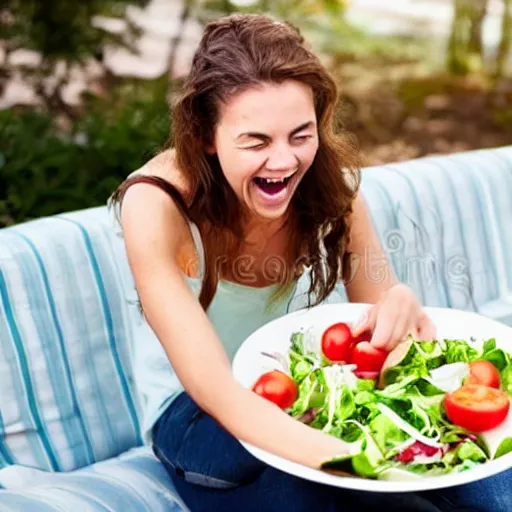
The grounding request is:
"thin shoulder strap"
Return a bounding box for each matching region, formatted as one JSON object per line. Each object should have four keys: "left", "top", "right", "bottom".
{"left": 110, "top": 174, "right": 205, "bottom": 279}
{"left": 111, "top": 174, "right": 188, "bottom": 216}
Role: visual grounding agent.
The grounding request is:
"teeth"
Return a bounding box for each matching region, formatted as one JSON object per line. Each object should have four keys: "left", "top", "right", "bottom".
{"left": 258, "top": 174, "right": 294, "bottom": 183}
{"left": 254, "top": 172, "right": 297, "bottom": 186}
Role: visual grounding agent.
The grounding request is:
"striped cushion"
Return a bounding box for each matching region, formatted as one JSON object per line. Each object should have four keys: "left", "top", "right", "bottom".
{"left": 0, "top": 146, "right": 511, "bottom": 509}
{"left": 0, "top": 207, "right": 142, "bottom": 472}
{"left": 360, "top": 145, "right": 512, "bottom": 325}
{"left": 0, "top": 447, "right": 189, "bottom": 511}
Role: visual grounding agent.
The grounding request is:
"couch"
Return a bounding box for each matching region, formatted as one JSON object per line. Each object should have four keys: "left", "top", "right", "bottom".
{"left": 1, "top": 146, "right": 511, "bottom": 510}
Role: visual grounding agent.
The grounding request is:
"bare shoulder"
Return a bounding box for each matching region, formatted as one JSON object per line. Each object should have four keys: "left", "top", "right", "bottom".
{"left": 120, "top": 149, "right": 190, "bottom": 256}
{"left": 131, "top": 147, "right": 190, "bottom": 199}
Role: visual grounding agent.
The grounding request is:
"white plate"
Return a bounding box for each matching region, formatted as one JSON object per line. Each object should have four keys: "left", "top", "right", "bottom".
{"left": 232, "top": 303, "right": 512, "bottom": 493}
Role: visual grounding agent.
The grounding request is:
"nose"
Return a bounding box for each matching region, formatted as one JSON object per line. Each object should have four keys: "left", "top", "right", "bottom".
{"left": 265, "top": 143, "right": 298, "bottom": 172}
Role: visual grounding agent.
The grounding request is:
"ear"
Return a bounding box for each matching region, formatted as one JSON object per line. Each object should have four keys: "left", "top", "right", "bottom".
{"left": 204, "top": 143, "right": 216, "bottom": 155}
{"left": 204, "top": 134, "right": 217, "bottom": 155}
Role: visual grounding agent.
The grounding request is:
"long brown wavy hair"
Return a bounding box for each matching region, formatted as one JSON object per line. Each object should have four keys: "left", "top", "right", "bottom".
{"left": 111, "top": 13, "right": 362, "bottom": 311}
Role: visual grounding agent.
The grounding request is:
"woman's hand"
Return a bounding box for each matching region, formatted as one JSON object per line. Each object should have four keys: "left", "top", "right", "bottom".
{"left": 352, "top": 284, "right": 436, "bottom": 352}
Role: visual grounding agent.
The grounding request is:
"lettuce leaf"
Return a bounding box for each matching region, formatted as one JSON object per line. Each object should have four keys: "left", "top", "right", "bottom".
{"left": 286, "top": 330, "right": 512, "bottom": 480}
{"left": 381, "top": 341, "right": 446, "bottom": 387}
{"left": 368, "top": 413, "right": 410, "bottom": 455}
{"left": 444, "top": 339, "right": 479, "bottom": 363}
{"left": 290, "top": 369, "right": 320, "bottom": 417}
{"left": 288, "top": 332, "right": 318, "bottom": 383}
{"left": 501, "top": 363, "right": 512, "bottom": 396}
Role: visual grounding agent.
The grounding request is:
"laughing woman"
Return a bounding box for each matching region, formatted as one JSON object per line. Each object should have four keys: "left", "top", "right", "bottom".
{"left": 110, "top": 13, "right": 511, "bottom": 512}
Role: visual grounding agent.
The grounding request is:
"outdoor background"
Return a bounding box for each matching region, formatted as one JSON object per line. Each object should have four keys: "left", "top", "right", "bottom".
{"left": 1, "top": 0, "right": 511, "bottom": 228}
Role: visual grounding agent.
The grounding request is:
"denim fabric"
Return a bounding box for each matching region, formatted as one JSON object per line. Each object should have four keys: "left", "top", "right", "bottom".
{"left": 152, "top": 393, "right": 512, "bottom": 512}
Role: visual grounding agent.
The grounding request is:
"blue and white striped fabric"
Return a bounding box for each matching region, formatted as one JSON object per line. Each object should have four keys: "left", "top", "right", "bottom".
{"left": 0, "top": 146, "right": 511, "bottom": 510}
{"left": 0, "top": 447, "right": 188, "bottom": 512}
{"left": 0, "top": 207, "right": 142, "bottom": 473}
{"left": 360, "top": 145, "right": 512, "bottom": 325}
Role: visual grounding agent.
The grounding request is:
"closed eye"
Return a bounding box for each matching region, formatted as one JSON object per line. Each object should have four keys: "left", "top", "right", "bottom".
{"left": 241, "top": 135, "right": 311, "bottom": 150}
{"left": 243, "top": 142, "right": 267, "bottom": 150}
{"left": 293, "top": 135, "right": 312, "bottom": 143}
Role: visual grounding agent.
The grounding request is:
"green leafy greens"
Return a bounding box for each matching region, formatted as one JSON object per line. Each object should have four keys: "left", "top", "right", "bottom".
{"left": 284, "top": 333, "right": 512, "bottom": 480}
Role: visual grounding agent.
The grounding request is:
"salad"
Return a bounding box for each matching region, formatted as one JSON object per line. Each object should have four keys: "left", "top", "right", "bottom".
{"left": 251, "top": 321, "right": 512, "bottom": 480}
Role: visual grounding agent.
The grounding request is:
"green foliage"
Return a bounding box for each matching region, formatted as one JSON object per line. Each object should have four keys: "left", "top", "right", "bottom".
{"left": 200, "top": 0, "right": 429, "bottom": 68}
{"left": 446, "top": 0, "right": 486, "bottom": 75}
{"left": 1, "top": 0, "right": 152, "bottom": 118}
{"left": 200, "top": 0, "right": 347, "bottom": 18}
{"left": 306, "top": 17, "right": 432, "bottom": 66}
{"left": 2, "top": 0, "right": 150, "bottom": 62}
{"left": 495, "top": 0, "right": 511, "bottom": 78}
{"left": 446, "top": 0, "right": 510, "bottom": 78}
{"left": 0, "top": 77, "right": 170, "bottom": 227}
{"left": 2, "top": 0, "right": 510, "bottom": 229}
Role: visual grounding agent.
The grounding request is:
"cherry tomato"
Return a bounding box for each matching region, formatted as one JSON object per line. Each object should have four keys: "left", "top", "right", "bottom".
{"left": 444, "top": 384, "right": 510, "bottom": 432}
{"left": 252, "top": 370, "right": 298, "bottom": 409}
{"left": 352, "top": 329, "right": 373, "bottom": 344}
{"left": 321, "top": 322, "right": 354, "bottom": 362}
{"left": 349, "top": 341, "right": 388, "bottom": 373}
{"left": 465, "top": 360, "right": 501, "bottom": 389}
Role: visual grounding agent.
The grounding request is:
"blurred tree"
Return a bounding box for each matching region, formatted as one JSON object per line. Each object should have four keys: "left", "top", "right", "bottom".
{"left": 263, "top": 0, "right": 347, "bottom": 19}
{"left": 196, "top": 0, "right": 428, "bottom": 69}
{"left": 495, "top": 0, "right": 511, "bottom": 77}
{"left": 447, "top": 0, "right": 511, "bottom": 77}
{"left": 0, "top": 76, "right": 170, "bottom": 227}
{"left": 0, "top": 0, "right": 150, "bottom": 118}
{"left": 468, "top": 0, "right": 488, "bottom": 59}
{"left": 197, "top": 0, "right": 347, "bottom": 27}
{"left": 168, "top": 0, "right": 195, "bottom": 80}
{"left": 447, "top": 0, "right": 489, "bottom": 75}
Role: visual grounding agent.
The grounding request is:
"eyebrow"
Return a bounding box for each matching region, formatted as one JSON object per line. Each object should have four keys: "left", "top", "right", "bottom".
{"left": 236, "top": 121, "right": 315, "bottom": 141}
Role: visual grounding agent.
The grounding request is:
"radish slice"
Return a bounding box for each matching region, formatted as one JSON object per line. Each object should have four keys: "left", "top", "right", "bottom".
{"left": 412, "top": 451, "right": 445, "bottom": 464}
{"left": 389, "top": 437, "right": 418, "bottom": 455}
{"left": 355, "top": 370, "right": 379, "bottom": 380}
{"left": 376, "top": 403, "right": 444, "bottom": 448}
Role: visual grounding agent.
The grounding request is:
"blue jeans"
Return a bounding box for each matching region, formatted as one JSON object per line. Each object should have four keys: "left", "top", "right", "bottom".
{"left": 152, "top": 392, "right": 512, "bottom": 512}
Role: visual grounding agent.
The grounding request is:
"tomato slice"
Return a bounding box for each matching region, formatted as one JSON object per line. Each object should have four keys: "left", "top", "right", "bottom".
{"left": 348, "top": 341, "right": 388, "bottom": 373}
{"left": 444, "top": 384, "right": 510, "bottom": 432}
{"left": 466, "top": 360, "right": 501, "bottom": 389}
{"left": 321, "top": 322, "right": 354, "bottom": 362}
{"left": 252, "top": 370, "right": 298, "bottom": 409}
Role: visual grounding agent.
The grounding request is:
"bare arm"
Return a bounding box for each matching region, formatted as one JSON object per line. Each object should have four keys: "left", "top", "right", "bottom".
{"left": 344, "top": 193, "right": 435, "bottom": 348}
{"left": 344, "top": 192, "right": 397, "bottom": 304}
{"left": 121, "top": 183, "right": 351, "bottom": 468}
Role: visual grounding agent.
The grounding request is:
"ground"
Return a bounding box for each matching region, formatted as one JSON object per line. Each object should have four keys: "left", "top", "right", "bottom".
{"left": 341, "top": 73, "right": 512, "bottom": 165}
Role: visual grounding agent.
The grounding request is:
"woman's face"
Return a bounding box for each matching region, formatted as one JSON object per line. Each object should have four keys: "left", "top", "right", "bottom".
{"left": 209, "top": 80, "right": 319, "bottom": 222}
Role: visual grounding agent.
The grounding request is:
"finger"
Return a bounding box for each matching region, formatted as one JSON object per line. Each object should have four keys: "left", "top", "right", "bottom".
{"left": 352, "top": 305, "right": 378, "bottom": 336}
{"left": 389, "top": 314, "right": 414, "bottom": 350}
{"left": 370, "top": 307, "right": 397, "bottom": 350}
{"left": 417, "top": 314, "right": 437, "bottom": 341}
{"left": 372, "top": 300, "right": 414, "bottom": 351}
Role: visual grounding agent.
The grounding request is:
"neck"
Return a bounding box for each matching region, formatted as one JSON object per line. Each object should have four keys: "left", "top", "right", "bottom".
{"left": 242, "top": 211, "right": 292, "bottom": 244}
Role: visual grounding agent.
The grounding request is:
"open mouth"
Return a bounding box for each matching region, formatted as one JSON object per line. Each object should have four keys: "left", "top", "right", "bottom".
{"left": 253, "top": 174, "right": 295, "bottom": 196}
